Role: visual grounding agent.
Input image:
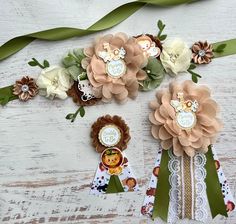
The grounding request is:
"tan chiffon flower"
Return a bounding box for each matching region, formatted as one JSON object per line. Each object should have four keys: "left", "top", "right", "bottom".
{"left": 82, "top": 33, "right": 147, "bottom": 103}
{"left": 149, "top": 80, "right": 222, "bottom": 157}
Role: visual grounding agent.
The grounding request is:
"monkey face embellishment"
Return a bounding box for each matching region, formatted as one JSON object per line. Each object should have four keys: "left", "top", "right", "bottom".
{"left": 136, "top": 35, "right": 161, "bottom": 58}
{"left": 171, "top": 92, "right": 199, "bottom": 129}
{"left": 98, "top": 43, "right": 127, "bottom": 78}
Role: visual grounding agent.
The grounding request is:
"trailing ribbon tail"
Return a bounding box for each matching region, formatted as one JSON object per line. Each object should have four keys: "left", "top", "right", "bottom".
{"left": 141, "top": 149, "right": 170, "bottom": 221}
{"left": 205, "top": 145, "right": 235, "bottom": 218}
{"left": 90, "top": 153, "right": 139, "bottom": 195}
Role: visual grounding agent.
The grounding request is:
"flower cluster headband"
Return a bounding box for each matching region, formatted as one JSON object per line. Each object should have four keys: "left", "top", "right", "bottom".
{"left": 0, "top": 20, "right": 231, "bottom": 123}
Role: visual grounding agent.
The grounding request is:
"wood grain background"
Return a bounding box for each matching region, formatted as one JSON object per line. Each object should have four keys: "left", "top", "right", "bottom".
{"left": 0, "top": 0, "right": 236, "bottom": 223}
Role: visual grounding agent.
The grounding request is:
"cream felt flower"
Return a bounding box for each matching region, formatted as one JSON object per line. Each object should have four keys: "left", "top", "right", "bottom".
{"left": 36, "top": 66, "right": 73, "bottom": 99}
{"left": 160, "top": 39, "right": 192, "bottom": 76}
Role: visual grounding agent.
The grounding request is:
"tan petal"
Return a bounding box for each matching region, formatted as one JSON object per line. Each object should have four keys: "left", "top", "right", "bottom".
{"left": 159, "top": 126, "right": 172, "bottom": 140}
{"left": 149, "top": 100, "right": 160, "bottom": 110}
{"left": 102, "top": 85, "right": 112, "bottom": 99}
{"left": 136, "top": 69, "right": 147, "bottom": 81}
{"left": 184, "top": 147, "right": 195, "bottom": 157}
{"left": 173, "top": 138, "right": 183, "bottom": 156}
{"left": 161, "top": 139, "right": 173, "bottom": 150}
{"left": 151, "top": 125, "right": 161, "bottom": 139}
{"left": 149, "top": 112, "right": 161, "bottom": 125}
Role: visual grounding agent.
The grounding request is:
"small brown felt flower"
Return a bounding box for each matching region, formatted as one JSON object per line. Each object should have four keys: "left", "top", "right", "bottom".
{"left": 91, "top": 115, "right": 131, "bottom": 153}
{"left": 13, "top": 76, "right": 38, "bottom": 101}
{"left": 192, "top": 41, "right": 213, "bottom": 64}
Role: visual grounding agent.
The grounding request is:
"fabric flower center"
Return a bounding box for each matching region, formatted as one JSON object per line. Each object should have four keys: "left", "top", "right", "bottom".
{"left": 21, "top": 84, "right": 29, "bottom": 92}
{"left": 98, "top": 43, "right": 127, "bottom": 78}
{"left": 51, "top": 77, "right": 59, "bottom": 88}
{"left": 169, "top": 53, "right": 179, "bottom": 64}
{"left": 198, "top": 49, "right": 206, "bottom": 57}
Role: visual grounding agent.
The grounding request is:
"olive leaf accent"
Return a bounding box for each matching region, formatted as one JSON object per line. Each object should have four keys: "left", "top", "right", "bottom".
{"left": 140, "top": 57, "right": 165, "bottom": 91}
{"left": 213, "top": 44, "right": 227, "bottom": 53}
{"left": 28, "top": 58, "right": 50, "bottom": 69}
{"left": 65, "top": 106, "right": 85, "bottom": 122}
{"left": 157, "top": 20, "right": 167, "bottom": 41}
{"left": 187, "top": 63, "right": 202, "bottom": 83}
{"left": 62, "top": 48, "right": 87, "bottom": 81}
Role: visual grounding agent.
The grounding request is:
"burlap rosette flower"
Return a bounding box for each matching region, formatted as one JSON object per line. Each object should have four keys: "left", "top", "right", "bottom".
{"left": 91, "top": 115, "right": 131, "bottom": 153}
{"left": 82, "top": 33, "right": 147, "bottom": 103}
{"left": 149, "top": 80, "right": 222, "bottom": 157}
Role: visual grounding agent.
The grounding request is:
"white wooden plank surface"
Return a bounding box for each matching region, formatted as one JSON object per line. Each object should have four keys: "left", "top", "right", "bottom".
{"left": 0, "top": 0, "right": 236, "bottom": 223}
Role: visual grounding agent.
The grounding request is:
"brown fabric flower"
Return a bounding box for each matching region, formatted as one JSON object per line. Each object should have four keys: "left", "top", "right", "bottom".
{"left": 13, "top": 76, "right": 38, "bottom": 101}
{"left": 83, "top": 33, "right": 147, "bottom": 104}
{"left": 91, "top": 115, "right": 131, "bottom": 153}
{"left": 67, "top": 81, "right": 101, "bottom": 106}
{"left": 192, "top": 41, "right": 213, "bottom": 64}
{"left": 149, "top": 80, "right": 222, "bottom": 157}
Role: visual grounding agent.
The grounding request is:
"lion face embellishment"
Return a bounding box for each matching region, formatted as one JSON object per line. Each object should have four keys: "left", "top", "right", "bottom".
{"left": 98, "top": 43, "right": 127, "bottom": 78}
{"left": 101, "top": 147, "right": 124, "bottom": 175}
{"left": 170, "top": 92, "right": 199, "bottom": 129}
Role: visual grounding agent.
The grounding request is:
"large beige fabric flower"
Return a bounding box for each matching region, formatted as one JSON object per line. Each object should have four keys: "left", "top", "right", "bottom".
{"left": 149, "top": 80, "right": 222, "bottom": 157}
{"left": 82, "top": 33, "right": 147, "bottom": 103}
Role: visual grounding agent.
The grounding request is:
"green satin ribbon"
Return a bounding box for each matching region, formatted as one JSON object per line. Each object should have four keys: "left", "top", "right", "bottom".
{"left": 152, "top": 150, "right": 170, "bottom": 221}
{"left": 0, "top": 0, "right": 197, "bottom": 61}
{"left": 0, "top": 85, "right": 18, "bottom": 106}
{"left": 205, "top": 145, "right": 228, "bottom": 218}
{"left": 106, "top": 175, "right": 124, "bottom": 193}
{"left": 213, "top": 39, "right": 236, "bottom": 58}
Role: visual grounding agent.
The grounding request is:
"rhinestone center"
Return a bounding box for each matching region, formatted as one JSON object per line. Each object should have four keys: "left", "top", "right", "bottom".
{"left": 198, "top": 50, "right": 206, "bottom": 57}
{"left": 21, "top": 84, "right": 29, "bottom": 92}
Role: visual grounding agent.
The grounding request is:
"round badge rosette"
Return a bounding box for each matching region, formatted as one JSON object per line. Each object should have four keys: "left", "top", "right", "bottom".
{"left": 91, "top": 115, "right": 131, "bottom": 153}
{"left": 90, "top": 115, "right": 139, "bottom": 195}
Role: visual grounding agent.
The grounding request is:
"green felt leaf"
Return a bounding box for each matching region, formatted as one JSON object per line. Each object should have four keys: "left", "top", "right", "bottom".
{"left": 213, "top": 39, "right": 236, "bottom": 58}
{"left": 67, "top": 65, "right": 82, "bottom": 81}
{"left": 159, "top": 34, "right": 167, "bottom": 41}
{"left": 79, "top": 106, "right": 85, "bottom": 117}
{"left": 28, "top": 61, "right": 37, "bottom": 66}
{"left": 0, "top": 0, "right": 199, "bottom": 61}
{"left": 43, "top": 60, "right": 50, "bottom": 68}
{"left": 191, "top": 74, "right": 198, "bottom": 83}
{"left": 213, "top": 43, "right": 227, "bottom": 53}
{"left": 188, "top": 63, "right": 197, "bottom": 70}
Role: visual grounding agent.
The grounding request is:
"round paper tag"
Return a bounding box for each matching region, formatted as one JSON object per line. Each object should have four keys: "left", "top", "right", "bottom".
{"left": 176, "top": 111, "right": 196, "bottom": 129}
{"left": 106, "top": 60, "right": 126, "bottom": 78}
{"left": 101, "top": 147, "right": 124, "bottom": 169}
{"left": 98, "top": 125, "right": 121, "bottom": 147}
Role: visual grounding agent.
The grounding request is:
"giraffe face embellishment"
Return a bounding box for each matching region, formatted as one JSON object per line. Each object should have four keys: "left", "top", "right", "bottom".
{"left": 98, "top": 43, "right": 127, "bottom": 78}
{"left": 170, "top": 92, "right": 199, "bottom": 129}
